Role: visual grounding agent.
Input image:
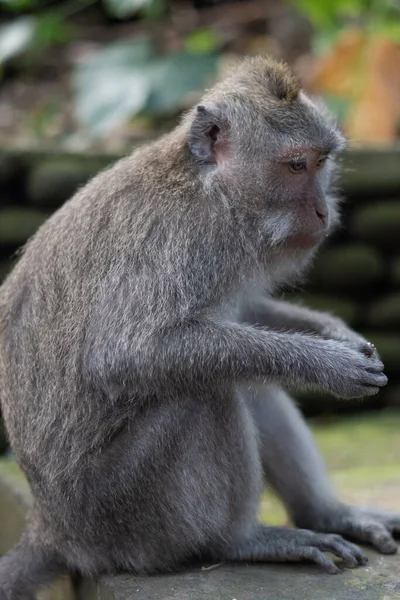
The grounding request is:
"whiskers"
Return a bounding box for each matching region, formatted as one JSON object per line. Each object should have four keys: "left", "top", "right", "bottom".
{"left": 262, "top": 213, "right": 294, "bottom": 247}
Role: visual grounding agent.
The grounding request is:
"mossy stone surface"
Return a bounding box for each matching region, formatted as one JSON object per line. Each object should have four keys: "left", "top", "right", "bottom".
{"left": 352, "top": 202, "right": 400, "bottom": 249}
{"left": 0, "top": 207, "right": 48, "bottom": 246}
{"left": 82, "top": 551, "right": 400, "bottom": 600}
{"left": 27, "top": 158, "right": 107, "bottom": 208}
{"left": 0, "top": 458, "right": 31, "bottom": 555}
{"left": 260, "top": 411, "right": 400, "bottom": 524}
{"left": 339, "top": 148, "right": 400, "bottom": 195}
{"left": 310, "top": 244, "right": 384, "bottom": 288}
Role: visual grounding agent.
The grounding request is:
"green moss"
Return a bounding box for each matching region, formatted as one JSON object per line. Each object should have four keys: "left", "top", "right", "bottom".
{"left": 0, "top": 457, "right": 30, "bottom": 492}
{"left": 333, "top": 463, "right": 400, "bottom": 487}
{"left": 312, "top": 411, "right": 400, "bottom": 469}
{"left": 260, "top": 412, "right": 400, "bottom": 524}
{"left": 259, "top": 491, "right": 288, "bottom": 526}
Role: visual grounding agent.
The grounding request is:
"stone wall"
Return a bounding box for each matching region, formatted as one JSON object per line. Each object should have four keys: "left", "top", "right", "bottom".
{"left": 0, "top": 147, "right": 400, "bottom": 437}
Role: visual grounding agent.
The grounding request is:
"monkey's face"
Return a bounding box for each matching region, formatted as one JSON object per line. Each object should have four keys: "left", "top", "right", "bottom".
{"left": 227, "top": 93, "right": 346, "bottom": 258}
{"left": 265, "top": 145, "right": 338, "bottom": 251}
{"left": 188, "top": 62, "right": 345, "bottom": 263}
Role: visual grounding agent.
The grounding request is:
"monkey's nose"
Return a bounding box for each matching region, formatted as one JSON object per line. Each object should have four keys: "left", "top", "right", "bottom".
{"left": 315, "top": 209, "right": 327, "bottom": 225}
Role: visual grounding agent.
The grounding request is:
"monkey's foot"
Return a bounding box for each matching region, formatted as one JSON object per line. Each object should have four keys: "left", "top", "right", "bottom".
{"left": 226, "top": 525, "right": 367, "bottom": 574}
{"left": 313, "top": 505, "right": 400, "bottom": 555}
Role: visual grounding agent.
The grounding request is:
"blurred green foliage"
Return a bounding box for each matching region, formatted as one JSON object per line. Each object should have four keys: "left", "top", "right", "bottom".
{"left": 103, "top": 0, "right": 165, "bottom": 19}
{"left": 74, "top": 38, "right": 218, "bottom": 135}
{"left": 293, "top": 0, "right": 400, "bottom": 52}
{"left": 0, "top": 0, "right": 220, "bottom": 136}
{"left": 1, "top": 0, "right": 39, "bottom": 11}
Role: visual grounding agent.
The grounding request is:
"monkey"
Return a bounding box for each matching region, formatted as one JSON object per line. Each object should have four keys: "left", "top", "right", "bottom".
{"left": 0, "top": 55, "right": 398, "bottom": 600}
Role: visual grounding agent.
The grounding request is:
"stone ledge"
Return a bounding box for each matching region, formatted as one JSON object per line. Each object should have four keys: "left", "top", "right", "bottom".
{"left": 79, "top": 556, "right": 400, "bottom": 600}
{"left": 1, "top": 145, "right": 400, "bottom": 196}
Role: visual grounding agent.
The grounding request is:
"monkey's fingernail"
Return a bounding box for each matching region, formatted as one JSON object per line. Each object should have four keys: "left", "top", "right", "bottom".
{"left": 362, "top": 342, "right": 376, "bottom": 357}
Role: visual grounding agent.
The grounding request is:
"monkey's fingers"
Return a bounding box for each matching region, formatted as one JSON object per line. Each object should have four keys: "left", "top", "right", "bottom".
{"left": 311, "top": 533, "right": 367, "bottom": 569}
{"left": 321, "top": 535, "right": 368, "bottom": 566}
{"left": 364, "top": 358, "right": 385, "bottom": 373}
{"left": 353, "top": 372, "right": 388, "bottom": 397}
{"left": 298, "top": 547, "right": 340, "bottom": 574}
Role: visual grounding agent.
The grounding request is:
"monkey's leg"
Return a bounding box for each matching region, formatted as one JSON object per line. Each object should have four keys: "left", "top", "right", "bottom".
{"left": 246, "top": 385, "right": 400, "bottom": 555}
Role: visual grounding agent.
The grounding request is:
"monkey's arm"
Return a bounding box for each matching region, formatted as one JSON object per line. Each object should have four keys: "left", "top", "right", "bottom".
{"left": 249, "top": 386, "right": 400, "bottom": 554}
{"left": 85, "top": 317, "right": 385, "bottom": 399}
{"left": 242, "top": 297, "right": 370, "bottom": 347}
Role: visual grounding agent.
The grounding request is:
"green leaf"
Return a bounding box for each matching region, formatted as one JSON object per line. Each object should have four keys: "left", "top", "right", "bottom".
{"left": 0, "top": 0, "right": 38, "bottom": 12}
{"left": 73, "top": 39, "right": 155, "bottom": 136}
{"left": 73, "top": 39, "right": 217, "bottom": 136}
{"left": 103, "top": 0, "right": 151, "bottom": 18}
{"left": 184, "top": 28, "right": 219, "bottom": 54}
{"left": 293, "top": 0, "right": 377, "bottom": 27}
{"left": 147, "top": 53, "right": 218, "bottom": 114}
{"left": 312, "top": 27, "right": 342, "bottom": 55}
{"left": 0, "top": 16, "right": 35, "bottom": 63}
{"left": 377, "top": 21, "right": 400, "bottom": 42}
{"left": 321, "top": 95, "right": 351, "bottom": 123}
{"left": 294, "top": 0, "right": 339, "bottom": 27}
{"left": 140, "top": 0, "right": 165, "bottom": 20}
{"left": 34, "top": 14, "right": 76, "bottom": 46}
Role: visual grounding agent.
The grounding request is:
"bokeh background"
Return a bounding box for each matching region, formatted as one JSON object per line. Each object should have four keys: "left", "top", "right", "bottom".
{"left": 0, "top": 0, "right": 400, "bottom": 518}
{"left": 1, "top": 5, "right": 400, "bottom": 596}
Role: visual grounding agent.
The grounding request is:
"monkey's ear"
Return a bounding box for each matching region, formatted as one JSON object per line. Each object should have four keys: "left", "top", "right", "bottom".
{"left": 188, "top": 104, "right": 227, "bottom": 164}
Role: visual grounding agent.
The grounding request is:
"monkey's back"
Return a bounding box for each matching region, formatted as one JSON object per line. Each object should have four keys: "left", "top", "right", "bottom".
{"left": 0, "top": 137, "right": 253, "bottom": 554}
{"left": 0, "top": 156, "right": 141, "bottom": 481}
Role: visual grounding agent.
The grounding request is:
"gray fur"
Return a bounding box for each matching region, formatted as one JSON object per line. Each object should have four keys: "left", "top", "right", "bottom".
{"left": 0, "top": 56, "right": 396, "bottom": 599}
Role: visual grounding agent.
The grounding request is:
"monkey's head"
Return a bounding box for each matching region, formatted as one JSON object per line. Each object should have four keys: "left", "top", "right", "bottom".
{"left": 187, "top": 56, "right": 346, "bottom": 265}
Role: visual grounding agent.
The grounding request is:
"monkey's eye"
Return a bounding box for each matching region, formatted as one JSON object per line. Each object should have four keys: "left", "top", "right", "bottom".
{"left": 316, "top": 155, "right": 328, "bottom": 169}
{"left": 288, "top": 160, "right": 307, "bottom": 174}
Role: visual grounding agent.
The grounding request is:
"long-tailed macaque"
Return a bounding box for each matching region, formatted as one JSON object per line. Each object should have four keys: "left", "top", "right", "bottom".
{"left": 0, "top": 56, "right": 396, "bottom": 600}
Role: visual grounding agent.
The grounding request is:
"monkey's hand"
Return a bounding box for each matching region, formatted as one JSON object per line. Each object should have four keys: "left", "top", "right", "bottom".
{"left": 308, "top": 338, "right": 387, "bottom": 399}
{"left": 309, "top": 504, "right": 400, "bottom": 555}
{"left": 319, "top": 316, "right": 376, "bottom": 358}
